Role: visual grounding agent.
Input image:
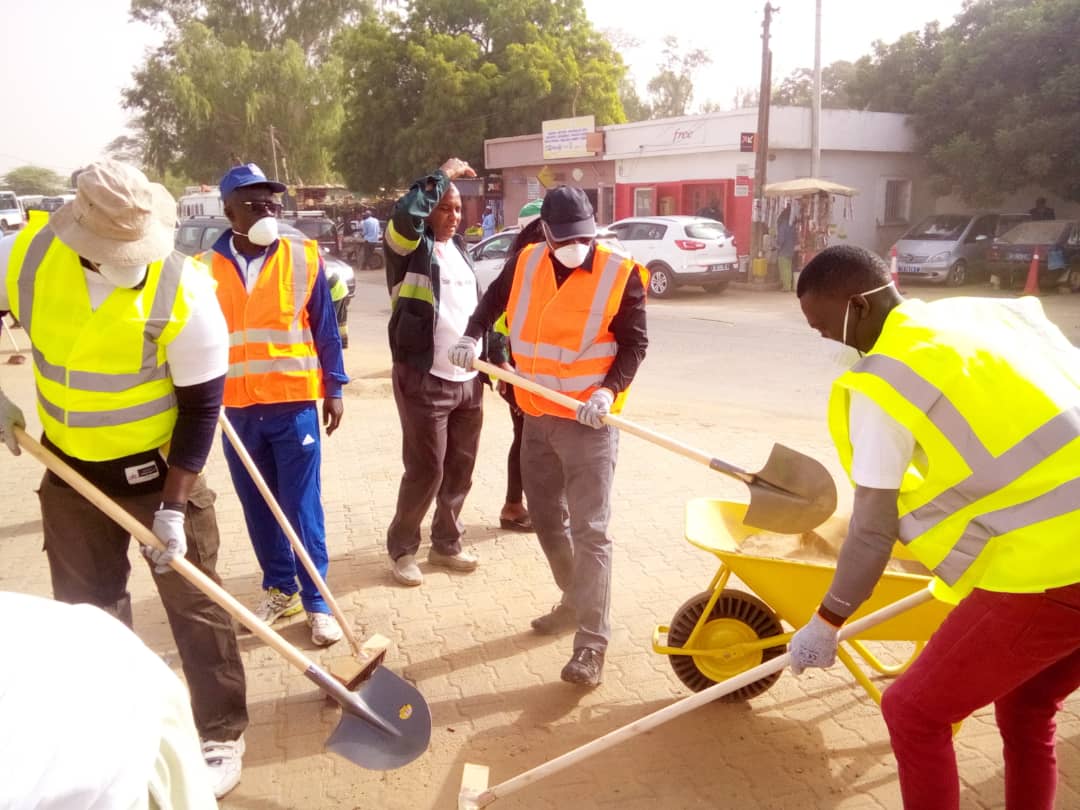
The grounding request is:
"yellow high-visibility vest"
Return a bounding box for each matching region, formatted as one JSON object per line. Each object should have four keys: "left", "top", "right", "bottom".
{"left": 6, "top": 212, "right": 205, "bottom": 461}
{"left": 828, "top": 297, "right": 1080, "bottom": 602}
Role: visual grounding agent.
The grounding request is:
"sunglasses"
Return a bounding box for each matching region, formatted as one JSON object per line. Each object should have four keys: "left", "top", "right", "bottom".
{"left": 240, "top": 200, "right": 283, "bottom": 215}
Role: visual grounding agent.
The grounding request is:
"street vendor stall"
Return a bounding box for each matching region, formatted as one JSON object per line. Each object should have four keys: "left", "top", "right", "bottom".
{"left": 763, "top": 178, "right": 858, "bottom": 282}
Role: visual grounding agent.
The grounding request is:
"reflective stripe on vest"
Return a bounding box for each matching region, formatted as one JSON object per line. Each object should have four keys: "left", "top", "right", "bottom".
{"left": 390, "top": 271, "right": 434, "bottom": 308}
{"left": 850, "top": 353, "right": 1080, "bottom": 587}
{"left": 507, "top": 243, "right": 635, "bottom": 418}
{"left": 204, "top": 238, "right": 323, "bottom": 406}
{"left": 386, "top": 220, "right": 420, "bottom": 256}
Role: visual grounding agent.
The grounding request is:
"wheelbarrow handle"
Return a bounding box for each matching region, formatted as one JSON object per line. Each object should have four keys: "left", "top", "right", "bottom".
{"left": 471, "top": 359, "right": 744, "bottom": 479}
{"left": 464, "top": 587, "right": 935, "bottom": 808}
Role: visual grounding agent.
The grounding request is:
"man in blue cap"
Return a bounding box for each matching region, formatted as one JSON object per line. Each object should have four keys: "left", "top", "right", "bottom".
{"left": 197, "top": 163, "right": 349, "bottom": 647}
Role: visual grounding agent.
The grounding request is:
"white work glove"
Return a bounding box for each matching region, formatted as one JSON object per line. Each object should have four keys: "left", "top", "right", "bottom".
{"left": 789, "top": 613, "right": 840, "bottom": 675}
{"left": 143, "top": 507, "right": 188, "bottom": 574}
{"left": 576, "top": 388, "right": 614, "bottom": 429}
{"left": 448, "top": 336, "right": 477, "bottom": 370}
{"left": 0, "top": 389, "right": 26, "bottom": 455}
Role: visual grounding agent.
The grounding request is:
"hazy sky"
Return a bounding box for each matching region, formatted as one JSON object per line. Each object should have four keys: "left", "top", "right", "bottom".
{"left": 0, "top": 0, "right": 968, "bottom": 180}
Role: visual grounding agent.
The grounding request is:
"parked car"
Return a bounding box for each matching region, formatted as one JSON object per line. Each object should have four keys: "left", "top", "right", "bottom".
{"left": 173, "top": 215, "right": 355, "bottom": 299}
{"left": 606, "top": 216, "right": 737, "bottom": 298}
{"left": 467, "top": 226, "right": 617, "bottom": 294}
{"left": 287, "top": 214, "right": 341, "bottom": 257}
{"left": 0, "top": 190, "right": 24, "bottom": 232}
{"left": 892, "top": 212, "right": 1031, "bottom": 287}
{"left": 984, "top": 220, "right": 1080, "bottom": 291}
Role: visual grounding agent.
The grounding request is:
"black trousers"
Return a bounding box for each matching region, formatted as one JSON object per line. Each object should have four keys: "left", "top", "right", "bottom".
{"left": 40, "top": 473, "right": 248, "bottom": 741}
{"left": 386, "top": 362, "right": 483, "bottom": 560}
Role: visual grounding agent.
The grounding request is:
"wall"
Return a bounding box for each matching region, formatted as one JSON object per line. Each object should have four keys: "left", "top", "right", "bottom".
{"left": 500, "top": 162, "right": 616, "bottom": 226}
{"left": 934, "top": 186, "right": 1080, "bottom": 221}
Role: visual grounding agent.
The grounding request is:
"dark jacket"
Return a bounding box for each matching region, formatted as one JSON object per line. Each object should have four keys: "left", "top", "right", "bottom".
{"left": 384, "top": 169, "right": 484, "bottom": 371}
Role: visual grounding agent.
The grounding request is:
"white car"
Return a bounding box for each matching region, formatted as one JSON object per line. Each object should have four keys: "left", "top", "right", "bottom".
{"left": 468, "top": 226, "right": 626, "bottom": 293}
{"left": 607, "top": 216, "right": 737, "bottom": 298}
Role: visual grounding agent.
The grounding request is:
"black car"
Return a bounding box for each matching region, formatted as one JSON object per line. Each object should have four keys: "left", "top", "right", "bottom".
{"left": 288, "top": 215, "right": 342, "bottom": 257}
{"left": 984, "top": 220, "right": 1080, "bottom": 291}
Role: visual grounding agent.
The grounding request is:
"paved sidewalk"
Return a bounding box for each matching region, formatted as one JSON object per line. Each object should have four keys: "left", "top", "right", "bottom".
{"left": 0, "top": 281, "right": 1076, "bottom": 809}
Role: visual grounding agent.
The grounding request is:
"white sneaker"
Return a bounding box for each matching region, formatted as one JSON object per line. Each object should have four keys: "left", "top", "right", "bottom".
{"left": 202, "top": 735, "right": 245, "bottom": 799}
{"left": 391, "top": 554, "right": 423, "bottom": 586}
{"left": 428, "top": 547, "right": 479, "bottom": 572}
{"left": 308, "top": 612, "right": 343, "bottom": 646}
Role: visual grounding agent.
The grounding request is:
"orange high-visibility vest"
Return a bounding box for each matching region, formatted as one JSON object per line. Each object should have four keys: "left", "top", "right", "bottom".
{"left": 506, "top": 242, "right": 644, "bottom": 419}
{"left": 201, "top": 238, "right": 323, "bottom": 407}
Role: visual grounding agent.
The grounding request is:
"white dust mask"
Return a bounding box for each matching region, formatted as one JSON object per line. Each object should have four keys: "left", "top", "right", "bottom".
{"left": 97, "top": 263, "right": 148, "bottom": 288}
{"left": 553, "top": 242, "right": 590, "bottom": 269}
{"left": 245, "top": 216, "right": 279, "bottom": 246}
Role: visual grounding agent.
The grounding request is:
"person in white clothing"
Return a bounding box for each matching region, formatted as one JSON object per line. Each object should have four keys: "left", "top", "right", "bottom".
{"left": 383, "top": 158, "right": 484, "bottom": 586}
{"left": 0, "top": 591, "right": 218, "bottom": 809}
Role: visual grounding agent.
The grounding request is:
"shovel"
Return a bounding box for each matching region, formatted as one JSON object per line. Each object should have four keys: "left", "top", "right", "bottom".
{"left": 14, "top": 426, "right": 431, "bottom": 771}
{"left": 472, "top": 359, "right": 837, "bottom": 534}
{"left": 460, "top": 587, "right": 935, "bottom": 808}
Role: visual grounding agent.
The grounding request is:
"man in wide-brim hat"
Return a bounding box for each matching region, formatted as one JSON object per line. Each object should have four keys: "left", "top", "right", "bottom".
{"left": 0, "top": 159, "right": 249, "bottom": 800}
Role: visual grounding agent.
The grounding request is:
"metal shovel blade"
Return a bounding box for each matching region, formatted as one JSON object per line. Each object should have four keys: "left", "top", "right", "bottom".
{"left": 325, "top": 666, "right": 432, "bottom": 770}
{"left": 742, "top": 443, "right": 838, "bottom": 534}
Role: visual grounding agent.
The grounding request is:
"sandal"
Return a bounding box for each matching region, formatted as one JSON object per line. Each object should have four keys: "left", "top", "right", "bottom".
{"left": 499, "top": 514, "right": 533, "bottom": 532}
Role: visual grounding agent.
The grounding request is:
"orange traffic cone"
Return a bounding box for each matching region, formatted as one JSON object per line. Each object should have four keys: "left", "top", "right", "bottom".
{"left": 890, "top": 245, "right": 904, "bottom": 293}
{"left": 1022, "top": 251, "right": 1041, "bottom": 296}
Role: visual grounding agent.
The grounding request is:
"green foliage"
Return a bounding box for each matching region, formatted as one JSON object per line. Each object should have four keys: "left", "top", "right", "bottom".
{"left": 2, "top": 165, "right": 66, "bottom": 196}
{"left": 334, "top": 0, "right": 627, "bottom": 191}
{"left": 645, "top": 36, "right": 710, "bottom": 119}
{"left": 771, "top": 61, "right": 856, "bottom": 109}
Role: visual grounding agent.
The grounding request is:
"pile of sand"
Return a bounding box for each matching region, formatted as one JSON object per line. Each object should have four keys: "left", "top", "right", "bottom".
{"left": 739, "top": 514, "right": 928, "bottom": 575}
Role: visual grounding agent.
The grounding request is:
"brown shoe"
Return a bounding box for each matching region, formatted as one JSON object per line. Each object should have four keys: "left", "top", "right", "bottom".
{"left": 561, "top": 647, "right": 604, "bottom": 686}
{"left": 530, "top": 601, "right": 577, "bottom": 635}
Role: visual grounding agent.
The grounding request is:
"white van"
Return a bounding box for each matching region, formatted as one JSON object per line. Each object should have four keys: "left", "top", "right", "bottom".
{"left": 178, "top": 189, "right": 223, "bottom": 219}
{"left": 0, "top": 190, "right": 24, "bottom": 232}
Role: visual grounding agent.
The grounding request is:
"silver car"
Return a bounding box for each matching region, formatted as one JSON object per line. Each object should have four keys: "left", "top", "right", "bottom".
{"left": 893, "top": 212, "right": 1030, "bottom": 286}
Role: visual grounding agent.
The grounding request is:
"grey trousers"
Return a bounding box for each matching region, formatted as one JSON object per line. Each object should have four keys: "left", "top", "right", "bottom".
{"left": 521, "top": 414, "right": 618, "bottom": 653}
{"left": 387, "top": 362, "right": 484, "bottom": 559}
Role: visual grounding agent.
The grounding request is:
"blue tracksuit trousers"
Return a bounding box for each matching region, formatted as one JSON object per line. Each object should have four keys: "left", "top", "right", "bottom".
{"left": 222, "top": 403, "right": 330, "bottom": 614}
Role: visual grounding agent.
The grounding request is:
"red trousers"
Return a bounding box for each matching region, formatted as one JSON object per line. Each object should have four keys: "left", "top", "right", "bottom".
{"left": 880, "top": 584, "right": 1080, "bottom": 809}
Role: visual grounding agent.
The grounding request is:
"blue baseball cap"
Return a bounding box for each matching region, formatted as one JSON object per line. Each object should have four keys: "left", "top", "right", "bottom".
{"left": 219, "top": 163, "right": 286, "bottom": 197}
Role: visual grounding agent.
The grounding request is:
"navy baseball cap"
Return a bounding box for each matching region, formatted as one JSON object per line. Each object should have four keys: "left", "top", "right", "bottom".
{"left": 219, "top": 163, "right": 287, "bottom": 197}
{"left": 540, "top": 186, "right": 596, "bottom": 241}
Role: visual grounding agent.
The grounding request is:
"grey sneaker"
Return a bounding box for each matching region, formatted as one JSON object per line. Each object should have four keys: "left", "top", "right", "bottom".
{"left": 392, "top": 554, "right": 423, "bottom": 586}
{"left": 427, "top": 547, "right": 479, "bottom": 572}
{"left": 251, "top": 588, "right": 302, "bottom": 625}
{"left": 307, "top": 612, "right": 343, "bottom": 646}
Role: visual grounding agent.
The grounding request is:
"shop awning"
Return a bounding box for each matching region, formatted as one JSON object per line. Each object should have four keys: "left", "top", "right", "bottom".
{"left": 763, "top": 178, "right": 859, "bottom": 198}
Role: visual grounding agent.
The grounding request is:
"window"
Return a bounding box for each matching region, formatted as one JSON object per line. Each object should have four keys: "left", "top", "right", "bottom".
{"left": 684, "top": 222, "right": 730, "bottom": 240}
{"left": 634, "top": 188, "right": 654, "bottom": 217}
{"left": 201, "top": 226, "right": 226, "bottom": 249}
{"left": 176, "top": 225, "right": 203, "bottom": 253}
{"left": 966, "top": 216, "right": 996, "bottom": 243}
{"left": 881, "top": 178, "right": 912, "bottom": 226}
{"left": 477, "top": 235, "right": 512, "bottom": 260}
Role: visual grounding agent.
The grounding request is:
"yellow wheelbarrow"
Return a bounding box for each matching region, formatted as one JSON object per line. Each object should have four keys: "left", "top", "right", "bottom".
{"left": 653, "top": 498, "right": 955, "bottom": 705}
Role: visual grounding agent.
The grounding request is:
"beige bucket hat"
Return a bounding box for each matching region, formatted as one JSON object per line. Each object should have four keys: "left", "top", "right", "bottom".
{"left": 51, "top": 159, "right": 177, "bottom": 265}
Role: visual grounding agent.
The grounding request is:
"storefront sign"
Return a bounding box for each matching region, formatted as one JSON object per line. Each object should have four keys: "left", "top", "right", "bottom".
{"left": 485, "top": 175, "right": 503, "bottom": 197}
{"left": 740, "top": 132, "right": 756, "bottom": 152}
{"left": 734, "top": 184, "right": 750, "bottom": 197}
{"left": 542, "top": 115, "right": 596, "bottom": 160}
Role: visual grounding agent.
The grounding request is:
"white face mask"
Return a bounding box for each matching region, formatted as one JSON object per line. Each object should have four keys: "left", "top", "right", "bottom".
{"left": 243, "top": 216, "right": 279, "bottom": 246}
{"left": 841, "top": 281, "right": 895, "bottom": 349}
{"left": 97, "top": 263, "right": 148, "bottom": 288}
{"left": 553, "top": 242, "right": 591, "bottom": 269}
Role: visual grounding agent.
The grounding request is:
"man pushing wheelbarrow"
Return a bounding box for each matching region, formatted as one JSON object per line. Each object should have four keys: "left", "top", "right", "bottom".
{"left": 793, "top": 245, "right": 1080, "bottom": 809}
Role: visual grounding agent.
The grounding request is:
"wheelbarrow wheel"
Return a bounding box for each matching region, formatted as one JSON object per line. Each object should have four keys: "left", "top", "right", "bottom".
{"left": 667, "top": 589, "right": 786, "bottom": 700}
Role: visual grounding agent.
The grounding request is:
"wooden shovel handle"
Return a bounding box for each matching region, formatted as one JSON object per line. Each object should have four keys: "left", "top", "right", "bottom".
{"left": 471, "top": 359, "right": 749, "bottom": 481}
{"left": 219, "top": 412, "right": 361, "bottom": 656}
{"left": 14, "top": 426, "right": 314, "bottom": 675}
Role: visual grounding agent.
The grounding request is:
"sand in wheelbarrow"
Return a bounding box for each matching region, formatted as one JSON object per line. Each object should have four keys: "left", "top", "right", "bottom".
{"left": 739, "top": 514, "right": 928, "bottom": 575}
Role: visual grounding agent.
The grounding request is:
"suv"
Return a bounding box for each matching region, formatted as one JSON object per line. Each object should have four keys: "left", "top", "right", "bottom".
{"left": 174, "top": 216, "right": 355, "bottom": 299}
{"left": 287, "top": 214, "right": 342, "bottom": 257}
{"left": 892, "top": 212, "right": 1031, "bottom": 286}
{"left": 607, "top": 216, "right": 737, "bottom": 298}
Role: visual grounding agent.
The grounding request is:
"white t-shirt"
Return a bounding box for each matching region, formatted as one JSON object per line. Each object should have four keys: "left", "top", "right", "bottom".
{"left": 848, "top": 390, "right": 924, "bottom": 489}
{"left": 0, "top": 234, "right": 227, "bottom": 387}
{"left": 429, "top": 240, "right": 479, "bottom": 383}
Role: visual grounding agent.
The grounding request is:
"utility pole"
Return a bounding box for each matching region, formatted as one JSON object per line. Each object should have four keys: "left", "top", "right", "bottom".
{"left": 751, "top": 2, "right": 779, "bottom": 263}
{"left": 811, "top": 0, "right": 822, "bottom": 178}
{"left": 269, "top": 124, "right": 280, "bottom": 182}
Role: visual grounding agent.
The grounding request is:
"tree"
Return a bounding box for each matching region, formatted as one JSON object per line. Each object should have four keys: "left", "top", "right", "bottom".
{"left": 2, "top": 166, "right": 66, "bottom": 195}
{"left": 845, "top": 24, "right": 942, "bottom": 113}
{"left": 771, "top": 61, "right": 857, "bottom": 108}
{"left": 334, "top": 0, "right": 627, "bottom": 191}
{"left": 644, "top": 36, "right": 710, "bottom": 119}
